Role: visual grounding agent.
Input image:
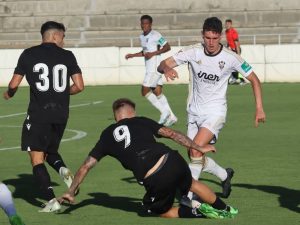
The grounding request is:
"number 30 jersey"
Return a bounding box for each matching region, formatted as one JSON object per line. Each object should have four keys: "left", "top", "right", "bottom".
{"left": 14, "top": 43, "right": 82, "bottom": 123}
{"left": 89, "top": 117, "right": 171, "bottom": 182}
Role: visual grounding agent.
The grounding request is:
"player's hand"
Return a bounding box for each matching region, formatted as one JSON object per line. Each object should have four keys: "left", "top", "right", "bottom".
{"left": 58, "top": 193, "right": 75, "bottom": 204}
{"left": 201, "top": 144, "right": 216, "bottom": 153}
{"left": 125, "top": 54, "right": 133, "bottom": 60}
{"left": 163, "top": 69, "right": 178, "bottom": 82}
{"left": 3, "top": 91, "right": 10, "bottom": 100}
{"left": 255, "top": 108, "right": 266, "bottom": 127}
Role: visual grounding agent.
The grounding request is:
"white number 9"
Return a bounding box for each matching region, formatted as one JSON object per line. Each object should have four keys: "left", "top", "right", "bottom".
{"left": 113, "top": 125, "right": 131, "bottom": 148}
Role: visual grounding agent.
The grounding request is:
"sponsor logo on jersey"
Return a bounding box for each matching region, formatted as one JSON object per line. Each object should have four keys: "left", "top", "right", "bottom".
{"left": 219, "top": 61, "right": 225, "bottom": 70}
{"left": 158, "top": 37, "right": 165, "bottom": 46}
{"left": 241, "top": 61, "right": 252, "bottom": 73}
{"left": 197, "top": 71, "right": 220, "bottom": 83}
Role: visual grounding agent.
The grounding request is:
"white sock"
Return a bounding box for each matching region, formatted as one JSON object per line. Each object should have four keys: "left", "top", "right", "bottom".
{"left": 0, "top": 183, "right": 17, "bottom": 217}
{"left": 145, "top": 92, "right": 165, "bottom": 114}
{"left": 157, "top": 94, "right": 175, "bottom": 117}
{"left": 202, "top": 157, "right": 227, "bottom": 181}
{"left": 187, "top": 157, "right": 204, "bottom": 199}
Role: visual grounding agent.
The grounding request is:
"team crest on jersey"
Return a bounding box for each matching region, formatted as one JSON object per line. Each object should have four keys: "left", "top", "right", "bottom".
{"left": 219, "top": 61, "right": 225, "bottom": 70}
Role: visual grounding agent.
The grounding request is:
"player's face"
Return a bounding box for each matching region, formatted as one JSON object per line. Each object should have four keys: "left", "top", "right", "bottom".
{"left": 225, "top": 22, "right": 232, "bottom": 30}
{"left": 202, "top": 31, "right": 222, "bottom": 54}
{"left": 54, "top": 31, "right": 65, "bottom": 48}
{"left": 141, "top": 19, "right": 152, "bottom": 35}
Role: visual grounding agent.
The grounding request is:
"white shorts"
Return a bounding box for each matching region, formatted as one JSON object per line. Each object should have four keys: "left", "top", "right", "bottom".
{"left": 187, "top": 112, "right": 226, "bottom": 144}
{"left": 143, "top": 57, "right": 163, "bottom": 87}
{"left": 143, "top": 71, "right": 163, "bottom": 87}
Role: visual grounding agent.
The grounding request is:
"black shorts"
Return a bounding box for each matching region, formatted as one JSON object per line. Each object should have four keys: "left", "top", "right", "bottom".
{"left": 21, "top": 117, "right": 66, "bottom": 153}
{"left": 142, "top": 150, "right": 192, "bottom": 215}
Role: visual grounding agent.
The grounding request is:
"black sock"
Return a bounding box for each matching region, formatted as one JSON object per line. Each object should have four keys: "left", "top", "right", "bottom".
{"left": 46, "top": 153, "right": 66, "bottom": 173}
{"left": 33, "top": 163, "right": 55, "bottom": 201}
{"left": 178, "top": 205, "right": 205, "bottom": 218}
{"left": 211, "top": 197, "right": 227, "bottom": 210}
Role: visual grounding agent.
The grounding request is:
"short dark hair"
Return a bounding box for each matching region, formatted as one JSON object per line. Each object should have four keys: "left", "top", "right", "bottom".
{"left": 140, "top": 15, "right": 153, "bottom": 23}
{"left": 225, "top": 19, "right": 233, "bottom": 23}
{"left": 203, "top": 17, "right": 223, "bottom": 34}
{"left": 40, "top": 21, "right": 65, "bottom": 36}
{"left": 112, "top": 98, "right": 136, "bottom": 113}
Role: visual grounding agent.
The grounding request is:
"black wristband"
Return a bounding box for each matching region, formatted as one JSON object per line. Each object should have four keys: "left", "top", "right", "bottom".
{"left": 7, "top": 87, "right": 16, "bottom": 97}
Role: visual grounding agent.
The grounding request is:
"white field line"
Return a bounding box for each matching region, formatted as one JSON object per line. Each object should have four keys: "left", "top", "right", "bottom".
{"left": 0, "top": 101, "right": 102, "bottom": 151}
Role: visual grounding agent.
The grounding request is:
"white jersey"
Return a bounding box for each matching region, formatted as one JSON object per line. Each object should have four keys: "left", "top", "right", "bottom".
{"left": 173, "top": 43, "right": 253, "bottom": 115}
{"left": 140, "top": 30, "right": 167, "bottom": 76}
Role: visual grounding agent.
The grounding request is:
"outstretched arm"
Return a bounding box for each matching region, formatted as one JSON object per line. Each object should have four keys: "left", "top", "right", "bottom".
{"left": 158, "top": 126, "right": 216, "bottom": 154}
{"left": 3, "top": 74, "right": 23, "bottom": 100}
{"left": 125, "top": 50, "right": 144, "bottom": 59}
{"left": 59, "top": 156, "right": 98, "bottom": 203}
{"left": 246, "top": 72, "right": 266, "bottom": 127}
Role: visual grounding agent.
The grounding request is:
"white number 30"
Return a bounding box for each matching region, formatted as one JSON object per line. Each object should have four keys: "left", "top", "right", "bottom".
{"left": 34, "top": 63, "right": 67, "bottom": 92}
{"left": 113, "top": 125, "right": 131, "bottom": 148}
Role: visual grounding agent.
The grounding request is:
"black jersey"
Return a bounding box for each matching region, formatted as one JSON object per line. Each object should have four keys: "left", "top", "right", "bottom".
{"left": 89, "top": 117, "right": 173, "bottom": 182}
{"left": 14, "top": 43, "right": 82, "bottom": 124}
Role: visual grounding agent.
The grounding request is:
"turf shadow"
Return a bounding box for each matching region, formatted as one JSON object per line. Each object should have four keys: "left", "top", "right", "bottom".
{"left": 2, "top": 173, "right": 59, "bottom": 207}
{"left": 235, "top": 183, "right": 300, "bottom": 213}
{"left": 60, "top": 192, "right": 153, "bottom": 217}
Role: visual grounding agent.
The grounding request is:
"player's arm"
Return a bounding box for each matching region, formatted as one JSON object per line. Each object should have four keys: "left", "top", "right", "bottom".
{"left": 246, "top": 72, "right": 266, "bottom": 127}
{"left": 144, "top": 43, "right": 171, "bottom": 60}
{"left": 60, "top": 156, "right": 98, "bottom": 203}
{"left": 157, "top": 56, "right": 179, "bottom": 81}
{"left": 158, "top": 126, "right": 216, "bottom": 154}
{"left": 234, "top": 40, "right": 241, "bottom": 55}
{"left": 70, "top": 73, "right": 84, "bottom": 95}
{"left": 3, "top": 74, "right": 23, "bottom": 100}
{"left": 125, "top": 50, "right": 144, "bottom": 59}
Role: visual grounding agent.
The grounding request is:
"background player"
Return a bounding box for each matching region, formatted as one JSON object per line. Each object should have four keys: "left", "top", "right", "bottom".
{"left": 3, "top": 21, "right": 84, "bottom": 212}
{"left": 125, "top": 15, "right": 177, "bottom": 126}
{"left": 225, "top": 19, "right": 246, "bottom": 84}
{"left": 158, "top": 17, "right": 266, "bottom": 199}
{"left": 60, "top": 98, "right": 238, "bottom": 219}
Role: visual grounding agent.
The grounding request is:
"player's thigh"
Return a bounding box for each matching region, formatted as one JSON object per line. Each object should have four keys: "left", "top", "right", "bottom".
{"left": 21, "top": 120, "right": 52, "bottom": 152}
{"left": 143, "top": 151, "right": 192, "bottom": 214}
{"left": 47, "top": 123, "right": 67, "bottom": 153}
{"left": 188, "top": 113, "right": 225, "bottom": 144}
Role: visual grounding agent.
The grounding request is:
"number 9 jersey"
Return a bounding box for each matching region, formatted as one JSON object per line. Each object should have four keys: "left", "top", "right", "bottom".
{"left": 14, "top": 43, "right": 82, "bottom": 124}
{"left": 89, "top": 117, "right": 172, "bottom": 183}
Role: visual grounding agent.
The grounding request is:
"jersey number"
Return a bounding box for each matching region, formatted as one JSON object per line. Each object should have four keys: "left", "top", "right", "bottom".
{"left": 113, "top": 125, "right": 131, "bottom": 148}
{"left": 34, "top": 63, "right": 67, "bottom": 92}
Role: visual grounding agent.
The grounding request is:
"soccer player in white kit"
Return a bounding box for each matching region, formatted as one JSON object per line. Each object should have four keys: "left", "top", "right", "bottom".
{"left": 125, "top": 15, "right": 177, "bottom": 126}
{"left": 158, "top": 17, "right": 266, "bottom": 198}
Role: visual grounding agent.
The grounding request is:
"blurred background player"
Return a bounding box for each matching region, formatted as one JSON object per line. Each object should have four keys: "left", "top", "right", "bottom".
{"left": 60, "top": 98, "right": 238, "bottom": 219}
{"left": 125, "top": 15, "right": 177, "bottom": 126}
{"left": 158, "top": 17, "right": 266, "bottom": 199}
{"left": 3, "top": 21, "right": 84, "bottom": 212}
{"left": 225, "top": 19, "right": 246, "bottom": 85}
{"left": 0, "top": 182, "right": 25, "bottom": 225}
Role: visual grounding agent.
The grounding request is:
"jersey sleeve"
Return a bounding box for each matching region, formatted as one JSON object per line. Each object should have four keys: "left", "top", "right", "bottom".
{"left": 232, "top": 56, "right": 253, "bottom": 77}
{"left": 88, "top": 131, "right": 109, "bottom": 161}
{"left": 68, "top": 51, "right": 82, "bottom": 76}
{"left": 155, "top": 31, "right": 167, "bottom": 47}
{"left": 14, "top": 50, "right": 27, "bottom": 76}
{"left": 172, "top": 46, "right": 198, "bottom": 66}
